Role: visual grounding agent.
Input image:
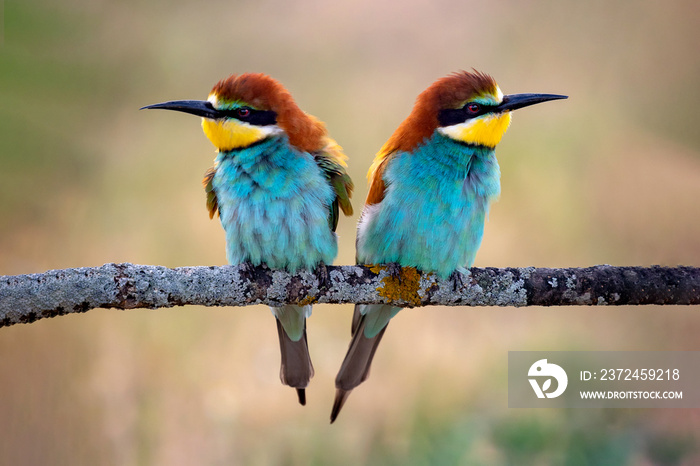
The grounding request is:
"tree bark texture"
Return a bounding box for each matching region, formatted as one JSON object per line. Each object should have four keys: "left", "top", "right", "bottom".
{"left": 0, "top": 263, "right": 698, "bottom": 328}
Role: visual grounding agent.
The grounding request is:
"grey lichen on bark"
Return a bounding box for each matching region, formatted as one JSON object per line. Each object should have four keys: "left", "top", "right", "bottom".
{"left": 0, "top": 263, "right": 698, "bottom": 328}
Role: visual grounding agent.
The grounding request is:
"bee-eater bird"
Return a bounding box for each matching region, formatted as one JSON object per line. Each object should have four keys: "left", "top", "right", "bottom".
{"left": 331, "top": 70, "right": 566, "bottom": 422}
{"left": 142, "top": 73, "right": 353, "bottom": 405}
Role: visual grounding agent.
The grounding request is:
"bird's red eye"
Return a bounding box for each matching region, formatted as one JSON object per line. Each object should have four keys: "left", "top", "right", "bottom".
{"left": 466, "top": 103, "right": 481, "bottom": 114}
{"left": 237, "top": 107, "right": 251, "bottom": 118}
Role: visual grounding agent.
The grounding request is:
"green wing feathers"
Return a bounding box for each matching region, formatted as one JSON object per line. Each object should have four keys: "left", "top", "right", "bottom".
{"left": 314, "top": 137, "right": 354, "bottom": 232}
{"left": 202, "top": 166, "right": 219, "bottom": 219}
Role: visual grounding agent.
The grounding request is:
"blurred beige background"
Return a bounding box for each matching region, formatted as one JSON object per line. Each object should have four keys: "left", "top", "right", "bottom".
{"left": 1, "top": 0, "right": 699, "bottom": 464}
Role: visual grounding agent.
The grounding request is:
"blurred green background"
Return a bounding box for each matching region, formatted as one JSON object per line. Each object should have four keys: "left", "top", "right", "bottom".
{"left": 2, "top": 0, "right": 700, "bottom": 464}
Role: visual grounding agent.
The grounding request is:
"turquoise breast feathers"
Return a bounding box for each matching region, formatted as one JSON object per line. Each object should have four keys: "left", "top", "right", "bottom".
{"left": 357, "top": 133, "right": 501, "bottom": 278}
{"left": 213, "top": 135, "right": 337, "bottom": 271}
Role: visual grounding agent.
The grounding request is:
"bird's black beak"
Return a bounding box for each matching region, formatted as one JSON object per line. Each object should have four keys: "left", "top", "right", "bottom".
{"left": 140, "top": 100, "right": 223, "bottom": 119}
{"left": 496, "top": 93, "right": 568, "bottom": 112}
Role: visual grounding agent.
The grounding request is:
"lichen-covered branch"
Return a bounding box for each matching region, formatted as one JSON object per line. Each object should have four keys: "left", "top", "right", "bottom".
{"left": 0, "top": 263, "right": 698, "bottom": 328}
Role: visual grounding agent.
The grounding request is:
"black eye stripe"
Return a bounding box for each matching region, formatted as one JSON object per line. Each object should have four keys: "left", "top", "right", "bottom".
{"left": 438, "top": 108, "right": 468, "bottom": 127}
{"left": 218, "top": 107, "right": 278, "bottom": 126}
{"left": 437, "top": 103, "right": 497, "bottom": 127}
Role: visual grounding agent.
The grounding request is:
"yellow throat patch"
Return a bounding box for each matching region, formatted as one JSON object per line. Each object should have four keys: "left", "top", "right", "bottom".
{"left": 201, "top": 118, "right": 278, "bottom": 151}
{"left": 439, "top": 111, "right": 512, "bottom": 148}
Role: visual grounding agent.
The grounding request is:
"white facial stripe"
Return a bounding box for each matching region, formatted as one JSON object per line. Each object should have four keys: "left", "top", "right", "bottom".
{"left": 226, "top": 117, "right": 283, "bottom": 136}
{"left": 437, "top": 117, "right": 480, "bottom": 137}
{"left": 495, "top": 86, "right": 504, "bottom": 103}
{"left": 255, "top": 123, "right": 284, "bottom": 137}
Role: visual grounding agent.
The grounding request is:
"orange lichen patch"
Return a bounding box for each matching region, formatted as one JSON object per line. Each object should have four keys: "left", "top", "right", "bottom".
{"left": 365, "top": 70, "right": 498, "bottom": 205}
{"left": 299, "top": 295, "right": 318, "bottom": 306}
{"left": 376, "top": 266, "right": 422, "bottom": 307}
{"left": 210, "top": 73, "right": 327, "bottom": 153}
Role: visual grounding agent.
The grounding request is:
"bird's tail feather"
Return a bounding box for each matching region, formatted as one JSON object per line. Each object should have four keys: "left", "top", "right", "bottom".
{"left": 331, "top": 306, "right": 388, "bottom": 423}
{"left": 276, "top": 318, "right": 314, "bottom": 405}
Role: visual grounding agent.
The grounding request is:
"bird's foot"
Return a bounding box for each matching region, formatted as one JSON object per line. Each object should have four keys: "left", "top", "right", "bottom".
{"left": 450, "top": 268, "right": 469, "bottom": 291}
{"left": 386, "top": 262, "right": 403, "bottom": 283}
{"left": 315, "top": 262, "right": 330, "bottom": 289}
{"left": 237, "top": 261, "right": 257, "bottom": 282}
